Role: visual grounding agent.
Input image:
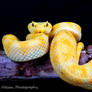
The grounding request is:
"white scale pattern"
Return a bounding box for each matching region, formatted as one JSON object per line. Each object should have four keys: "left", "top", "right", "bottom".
{"left": 8, "top": 42, "right": 48, "bottom": 61}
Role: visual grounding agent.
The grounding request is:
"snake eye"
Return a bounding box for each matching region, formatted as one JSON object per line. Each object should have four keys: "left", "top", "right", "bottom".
{"left": 46, "top": 23, "right": 48, "bottom": 27}
{"left": 32, "top": 23, "right": 34, "bottom": 27}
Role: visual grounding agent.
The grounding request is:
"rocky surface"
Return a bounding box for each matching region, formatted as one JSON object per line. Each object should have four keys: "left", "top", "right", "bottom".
{"left": 1, "top": 44, "right": 92, "bottom": 80}
{"left": 0, "top": 50, "right": 58, "bottom": 80}
{"left": 79, "top": 45, "right": 92, "bottom": 65}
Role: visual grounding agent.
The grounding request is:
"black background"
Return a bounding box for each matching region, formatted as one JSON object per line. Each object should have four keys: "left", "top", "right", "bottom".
{"left": 0, "top": 0, "right": 92, "bottom": 49}
{"left": 0, "top": 0, "right": 92, "bottom": 91}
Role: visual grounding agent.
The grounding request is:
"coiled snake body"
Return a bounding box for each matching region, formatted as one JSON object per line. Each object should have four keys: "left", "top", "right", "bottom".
{"left": 2, "top": 21, "right": 52, "bottom": 61}
{"left": 2, "top": 21, "right": 92, "bottom": 90}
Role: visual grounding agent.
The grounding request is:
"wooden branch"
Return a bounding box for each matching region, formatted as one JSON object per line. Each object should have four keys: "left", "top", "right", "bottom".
{"left": 0, "top": 50, "right": 58, "bottom": 80}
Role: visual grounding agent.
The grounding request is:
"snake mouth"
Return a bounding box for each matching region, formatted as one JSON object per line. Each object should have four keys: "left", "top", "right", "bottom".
{"left": 34, "top": 28, "right": 46, "bottom": 33}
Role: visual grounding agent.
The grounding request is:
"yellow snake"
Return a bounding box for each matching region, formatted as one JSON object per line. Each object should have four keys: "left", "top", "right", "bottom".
{"left": 2, "top": 21, "right": 52, "bottom": 61}
{"left": 2, "top": 21, "right": 92, "bottom": 90}
{"left": 50, "top": 22, "right": 92, "bottom": 90}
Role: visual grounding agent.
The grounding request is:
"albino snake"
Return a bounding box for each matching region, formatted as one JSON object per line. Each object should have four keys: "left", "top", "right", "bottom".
{"left": 2, "top": 21, "right": 92, "bottom": 90}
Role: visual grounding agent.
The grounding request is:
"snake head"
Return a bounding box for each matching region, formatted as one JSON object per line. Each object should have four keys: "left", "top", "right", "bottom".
{"left": 50, "top": 22, "right": 82, "bottom": 42}
{"left": 28, "top": 21, "right": 52, "bottom": 35}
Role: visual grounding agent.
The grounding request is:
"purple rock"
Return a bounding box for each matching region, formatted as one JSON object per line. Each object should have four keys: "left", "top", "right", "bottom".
{"left": 81, "top": 50, "right": 87, "bottom": 54}
{"left": 24, "top": 67, "right": 32, "bottom": 77}
{"left": 87, "top": 45, "right": 92, "bottom": 54}
{"left": 88, "top": 54, "right": 92, "bottom": 59}
{"left": 79, "top": 53, "right": 89, "bottom": 65}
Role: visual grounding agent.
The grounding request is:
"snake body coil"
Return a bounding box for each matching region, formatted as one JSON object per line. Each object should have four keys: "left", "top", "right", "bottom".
{"left": 50, "top": 22, "right": 92, "bottom": 90}
{"left": 2, "top": 21, "right": 92, "bottom": 90}
{"left": 2, "top": 21, "right": 52, "bottom": 61}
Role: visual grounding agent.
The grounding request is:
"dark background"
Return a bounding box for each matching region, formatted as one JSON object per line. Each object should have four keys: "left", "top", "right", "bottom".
{"left": 0, "top": 0, "right": 92, "bottom": 49}
{"left": 0, "top": 0, "right": 92, "bottom": 91}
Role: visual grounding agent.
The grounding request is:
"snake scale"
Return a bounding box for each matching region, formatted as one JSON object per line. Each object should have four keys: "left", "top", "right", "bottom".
{"left": 2, "top": 21, "right": 52, "bottom": 61}
{"left": 2, "top": 21, "right": 92, "bottom": 90}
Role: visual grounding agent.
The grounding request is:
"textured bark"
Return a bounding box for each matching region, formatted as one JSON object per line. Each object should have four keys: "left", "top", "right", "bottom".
{"left": 0, "top": 50, "right": 58, "bottom": 80}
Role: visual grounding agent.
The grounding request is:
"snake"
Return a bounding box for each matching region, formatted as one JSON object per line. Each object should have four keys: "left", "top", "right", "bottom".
{"left": 2, "top": 21, "right": 92, "bottom": 90}
{"left": 2, "top": 21, "right": 52, "bottom": 61}
{"left": 50, "top": 22, "right": 92, "bottom": 90}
